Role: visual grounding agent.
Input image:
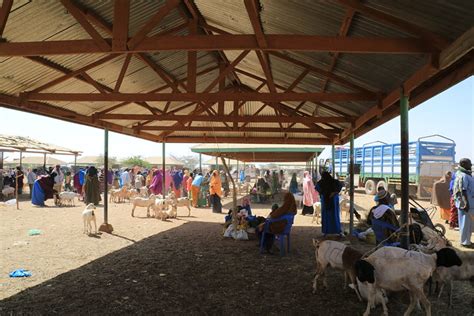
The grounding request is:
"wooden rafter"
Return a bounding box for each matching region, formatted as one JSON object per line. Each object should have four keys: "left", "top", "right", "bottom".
{"left": 160, "top": 136, "right": 329, "bottom": 145}
{"left": 187, "top": 20, "right": 197, "bottom": 92}
{"left": 335, "top": 0, "right": 450, "bottom": 50}
{"left": 60, "top": 0, "right": 110, "bottom": 51}
{"left": 0, "top": 35, "right": 434, "bottom": 57}
{"left": 114, "top": 54, "right": 132, "bottom": 92}
{"left": 112, "top": 0, "right": 130, "bottom": 51}
{"left": 137, "top": 126, "right": 334, "bottom": 135}
{"left": 24, "top": 92, "right": 375, "bottom": 103}
{"left": 0, "top": 0, "right": 13, "bottom": 37}
{"left": 127, "top": 0, "right": 181, "bottom": 49}
{"left": 81, "top": 72, "right": 107, "bottom": 94}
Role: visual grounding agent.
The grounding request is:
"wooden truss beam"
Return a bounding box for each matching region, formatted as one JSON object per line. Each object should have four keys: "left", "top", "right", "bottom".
{"left": 137, "top": 126, "right": 335, "bottom": 135}
{"left": 335, "top": 0, "right": 450, "bottom": 50}
{"left": 161, "top": 137, "right": 330, "bottom": 145}
{"left": 0, "top": 35, "right": 435, "bottom": 56}
{"left": 24, "top": 92, "right": 375, "bottom": 103}
{"left": 0, "top": 0, "right": 13, "bottom": 38}
{"left": 112, "top": 0, "right": 130, "bottom": 51}
{"left": 94, "top": 114, "right": 354, "bottom": 124}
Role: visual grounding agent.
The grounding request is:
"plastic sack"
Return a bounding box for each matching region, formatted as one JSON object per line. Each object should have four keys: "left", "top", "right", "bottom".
{"left": 9, "top": 269, "right": 32, "bottom": 278}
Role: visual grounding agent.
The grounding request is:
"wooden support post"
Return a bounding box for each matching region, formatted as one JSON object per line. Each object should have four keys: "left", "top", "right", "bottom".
{"left": 19, "top": 151, "right": 23, "bottom": 169}
{"left": 162, "top": 142, "right": 166, "bottom": 195}
{"left": 221, "top": 157, "right": 237, "bottom": 232}
{"left": 215, "top": 156, "right": 218, "bottom": 171}
{"left": 43, "top": 153, "right": 46, "bottom": 169}
{"left": 0, "top": 151, "right": 3, "bottom": 169}
{"left": 349, "top": 133, "right": 355, "bottom": 234}
{"left": 400, "top": 88, "right": 410, "bottom": 249}
{"left": 15, "top": 171, "right": 19, "bottom": 210}
{"left": 99, "top": 128, "right": 113, "bottom": 233}
{"left": 199, "top": 153, "right": 202, "bottom": 173}
{"left": 315, "top": 154, "right": 319, "bottom": 180}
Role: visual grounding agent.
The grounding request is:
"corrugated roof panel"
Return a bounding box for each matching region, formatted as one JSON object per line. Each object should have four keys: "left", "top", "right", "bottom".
{"left": 40, "top": 53, "right": 111, "bottom": 74}
{"left": 365, "top": 0, "right": 474, "bottom": 41}
{"left": 195, "top": 0, "right": 253, "bottom": 34}
{"left": 42, "top": 77, "right": 98, "bottom": 94}
{"left": 260, "top": 0, "right": 345, "bottom": 36}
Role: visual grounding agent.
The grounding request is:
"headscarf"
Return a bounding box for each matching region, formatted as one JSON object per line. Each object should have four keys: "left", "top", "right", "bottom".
{"left": 303, "top": 171, "right": 318, "bottom": 206}
{"left": 210, "top": 170, "right": 222, "bottom": 197}
{"left": 37, "top": 174, "right": 55, "bottom": 199}
{"left": 317, "top": 171, "right": 341, "bottom": 208}
{"left": 149, "top": 169, "right": 163, "bottom": 195}
{"left": 270, "top": 192, "right": 297, "bottom": 218}
{"left": 172, "top": 170, "right": 183, "bottom": 189}
{"left": 289, "top": 173, "right": 298, "bottom": 193}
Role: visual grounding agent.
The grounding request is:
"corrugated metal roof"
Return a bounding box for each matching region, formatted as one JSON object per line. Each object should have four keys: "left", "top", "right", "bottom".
{"left": 0, "top": 0, "right": 472, "bottom": 146}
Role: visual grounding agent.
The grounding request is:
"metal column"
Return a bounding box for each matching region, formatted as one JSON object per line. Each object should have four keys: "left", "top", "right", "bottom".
{"left": 74, "top": 154, "right": 77, "bottom": 170}
{"left": 400, "top": 88, "right": 410, "bottom": 249}
{"left": 43, "top": 153, "right": 46, "bottom": 169}
{"left": 199, "top": 153, "right": 202, "bottom": 173}
{"left": 99, "top": 128, "right": 113, "bottom": 233}
{"left": 19, "top": 151, "right": 23, "bottom": 169}
{"left": 349, "top": 133, "right": 355, "bottom": 234}
{"left": 0, "top": 151, "right": 3, "bottom": 169}
{"left": 162, "top": 142, "right": 166, "bottom": 195}
{"left": 331, "top": 144, "right": 336, "bottom": 177}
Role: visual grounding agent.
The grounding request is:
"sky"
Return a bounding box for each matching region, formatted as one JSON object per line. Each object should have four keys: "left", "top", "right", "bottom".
{"left": 0, "top": 77, "right": 473, "bottom": 163}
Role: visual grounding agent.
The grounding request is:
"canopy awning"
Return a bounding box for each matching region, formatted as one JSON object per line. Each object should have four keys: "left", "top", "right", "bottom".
{"left": 0, "top": 134, "right": 81, "bottom": 156}
{"left": 191, "top": 144, "right": 323, "bottom": 163}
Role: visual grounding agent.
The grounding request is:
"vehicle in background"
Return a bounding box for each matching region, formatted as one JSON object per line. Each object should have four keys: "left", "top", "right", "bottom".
{"left": 320, "top": 135, "right": 456, "bottom": 199}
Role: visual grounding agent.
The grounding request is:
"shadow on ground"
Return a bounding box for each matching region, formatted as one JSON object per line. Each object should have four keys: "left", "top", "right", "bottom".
{"left": 0, "top": 221, "right": 472, "bottom": 315}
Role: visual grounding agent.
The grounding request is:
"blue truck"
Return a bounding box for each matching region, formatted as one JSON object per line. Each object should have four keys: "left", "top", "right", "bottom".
{"left": 327, "top": 135, "right": 456, "bottom": 199}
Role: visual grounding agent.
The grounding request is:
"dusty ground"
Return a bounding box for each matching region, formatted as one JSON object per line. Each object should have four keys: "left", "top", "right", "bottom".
{"left": 0, "top": 189, "right": 472, "bottom": 315}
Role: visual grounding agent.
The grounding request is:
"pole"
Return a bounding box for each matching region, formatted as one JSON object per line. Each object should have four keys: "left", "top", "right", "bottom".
{"left": 43, "top": 153, "right": 46, "bottom": 170}
{"left": 15, "top": 172, "right": 19, "bottom": 210}
{"left": 199, "top": 153, "right": 202, "bottom": 173}
{"left": 215, "top": 156, "right": 218, "bottom": 171}
{"left": 349, "top": 133, "right": 355, "bottom": 234}
{"left": 400, "top": 87, "right": 410, "bottom": 249}
{"left": 0, "top": 151, "right": 3, "bottom": 169}
{"left": 99, "top": 128, "right": 113, "bottom": 233}
{"left": 331, "top": 144, "right": 336, "bottom": 178}
{"left": 19, "top": 151, "right": 23, "bottom": 169}
{"left": 74, "top": 154, "right": 77, "bottom": 170}
{"left": 162, "top": 142, "right": 166, "bottom": 195}
{"left": 315, "top": 153, "right": 319, "bottom": 181}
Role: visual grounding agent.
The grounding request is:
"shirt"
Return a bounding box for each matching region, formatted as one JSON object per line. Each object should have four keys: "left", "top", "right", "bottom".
{"left": 27, "top": 172, "right": 37, "bottom": 184}
{"left": 121, "top": 171, "right": 131, "bottom": 185}
{"left": 192, "top": 175, "right": 203, "bottom": 186}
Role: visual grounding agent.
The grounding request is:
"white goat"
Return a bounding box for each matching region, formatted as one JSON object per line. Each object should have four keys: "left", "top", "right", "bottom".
{"left": 131, "top": 194, "right": 156, "bottom": 217}
{"left": 167, "top": 191, "right": 191, "bottom": 216}
{"left": 432, "top": 251, "right": 474, "bottom": 306}
{"left": 57, "top": 191, "right": 79, "bottom": 206}
{"left": 2, "top": 186, "right": 15, "bottom": 199}
{"left": 153, "top": 198, "right": 171, "bottom": 220}
{"left": 139, "top": 186, "right": 149, "bottom": 197}
{"left": 82, "top": 203, "right": 97, "bottom": 235}
{"left": 312, "top": 202, "right": 321, "bottom": 224}
{"left": 355, "top": 247, "right": 462, "bottom": 316}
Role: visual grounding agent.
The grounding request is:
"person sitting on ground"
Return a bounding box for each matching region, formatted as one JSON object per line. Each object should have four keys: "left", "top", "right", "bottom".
{"left": 367, "top": 188, "right": 400, "bottom": 243}
{"left": 257, "top": 192, "right": 297, "bottom": 253}
{"left": 239, "top": 196, "right": 252, "bottom": 216}
{"left": 31, "top": 172, "right": 56, "bottom": 207}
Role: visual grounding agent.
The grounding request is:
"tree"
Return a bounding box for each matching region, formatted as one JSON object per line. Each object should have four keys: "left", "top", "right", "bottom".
{"left": 121, "top": 155, "right": 151, "bottom": 168}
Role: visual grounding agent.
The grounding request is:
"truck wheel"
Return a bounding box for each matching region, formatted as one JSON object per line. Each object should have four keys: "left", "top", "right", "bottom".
{"left": 377, "top": 180, "right": 388, "bottom": 191}
{"left": 365, "top": 180, "right": 376, "bottom": 195}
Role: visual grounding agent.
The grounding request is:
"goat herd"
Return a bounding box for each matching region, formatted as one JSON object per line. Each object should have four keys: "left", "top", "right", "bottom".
{"left": 312, "top": 239, "right": 473, "bottom": 316}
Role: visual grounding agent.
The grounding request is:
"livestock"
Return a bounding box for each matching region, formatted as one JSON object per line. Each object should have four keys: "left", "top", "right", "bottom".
{"left": 167, "top": 191, "right": 192, "bottom": 216}
{"left": 108, "top": 188, "right": 122, "bottom": 203}
{"left": 57, "top": 191, "right": 79, "bottom": 206}
{"left": 131, "top": 194, "right": 156, "bottom": 217}
{"left": 139, "top": 186, "right": 149, "bottom": 197}
{"left": 82, "top": 203, "right": 97, "bottom": 235}
{"left": 2, "top": 186, "right": 15, "bottom": 199}
{"left": 355, "top": 247, "right": 462, "bottom": 316}
{"left": 432, "top": 251, "right": 474, "bottom": 306}
{"left": 153, "top": 198, "right": 171, "bottom": 220}
{"left": 312, "top": 202, "right": 321, "bottom": 224}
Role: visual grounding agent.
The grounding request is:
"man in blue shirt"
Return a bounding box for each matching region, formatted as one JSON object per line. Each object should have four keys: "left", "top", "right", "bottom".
{"left": 453, "top": 158, "right": 474, "bottom": 248}
{"left": 191, "top": 173, "right": 203, "bottom": 208}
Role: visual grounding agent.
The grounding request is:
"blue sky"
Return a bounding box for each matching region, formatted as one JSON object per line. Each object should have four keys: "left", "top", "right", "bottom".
{"left": 0, "top": 77, "right": 472, "bottom": 162}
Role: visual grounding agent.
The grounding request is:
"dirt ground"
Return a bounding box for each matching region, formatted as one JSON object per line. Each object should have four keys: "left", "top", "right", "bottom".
{"left": 1, "top": 189, "right": 473, "bottom": 315}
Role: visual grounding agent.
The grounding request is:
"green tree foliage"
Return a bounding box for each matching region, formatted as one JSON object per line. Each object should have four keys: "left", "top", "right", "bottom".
{"left": 121, "top": 155, "right": 151, "bottom": 168}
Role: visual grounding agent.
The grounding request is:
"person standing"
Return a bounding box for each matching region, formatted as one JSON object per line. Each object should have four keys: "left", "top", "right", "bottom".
{"left": 53, "top": 165, "right": 64, "bottom": 193}
{"left": 302, "top": 171, "right": 319, "bottom": 215}
{"left": 84, "top": 166, "right": 100, "bottom": 205}
{"left": 316, "top": 171, "right": 343, "bottom": 236}
{"left": 431, "top": 171, "right": 452, "bottom": 223}
{"left": 191, "top": 173, "right": 203, "bottom": 208}
{"left": 289, "top": 173, "right": 298, "bottom": 194}
{"left": 453, "top": 158, "right": 473, "bottom": 248}
{"left": 120, "top": 169, "right": 131, "bottom": 188}
{"left": 449, "top": 172, "right": 459, "bottom": 229}
{"left": 135, "top": 171, "right": 144, "bottom": 192}
{"left": 64, "top": 171, "right": 72, "bottom": 191}
{"left": 14, "top": 166, "right": 24, "bottom": 195}
{"left": 27, "top": 168, "right": 37, "bottom": 197}
{"left": 210, "top": 170, "right": 222, "bottom": 213}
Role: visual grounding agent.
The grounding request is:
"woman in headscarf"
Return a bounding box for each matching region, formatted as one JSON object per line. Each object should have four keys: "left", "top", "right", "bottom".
{"left": 302, "top": 171, "right": 319, "bottom": 215}
{"left": 367, "top": 189, "right": 399, "bottom": 242}
{"left": 240, "top": 196, "right": 252, "bottom": 216}
{"left": 316, "top": 171, "right": 343, "bottom": 235}
{"left": 182, "top": 170, "right": 190, "bottom": 197}
{"left": 84, "top": 166, "right": 100, "bottom": 205}
{"left": 199, "top": 172, "right": 210, "bottom": 207}
{"left": 431, "top": 171, "right": 452, "bottom": 223}
{"left": 165, "top": 169, "right": 173, "bottom": 194}
{"left": 271, "top": 171, "right": 279, "bottom": 195}
{"left": 289, "top": 173, "right": 298, "bottom": 194}
{"left": 172, "top": 169, "right": 183, "bottom": 198}
{"left": 145, "top": 168, "right": 154, "bottom": 187}
{"left": 210, "top": 170, "right": 223, "bottom": 213}
{"left": 257, "top": 192, "right": 297, "bottom": 252}
{"left": 31, "top": 173, "right": 56, "bottom": 207}
{"left": 149, "top": 169, "right": 163, "bottom": 195}
{"left": 73, "top": 168, "right": 83, "bottom": 196}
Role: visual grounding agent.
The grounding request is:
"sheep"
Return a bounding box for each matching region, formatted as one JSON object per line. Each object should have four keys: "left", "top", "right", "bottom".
{"left": 431, "top": 251, "right": 474, "bottom": 306}
{"left": 153, "top": 198, "right": 171, "bottom": 220}
{"left": 2, "top": 186, "right": 15, "bottom": 199}
{"left": 57, "top": 191, "right": 79, "bottom": 206}
{"left": 139, "top": 186, "right": 149, "bottom": 197}
{"left": 355, "top": 247, "right": 462, "bottom": 316}
{"left": 312, "top": 202, "right": 321, "bottom": 224}
{"left": 108, "top": 188, "right": 122, "bottom": 203}
{"left": 131, "top": 194, "right": 156, "bottom": 217}
{"left": 312, "top": 240, "right": 366, "bottom": 301}
{"left": 82, "top": 203, "right": 97, "bottom": 235}
{"left": 167, "top": 191, "right": 192, "bottom": 217}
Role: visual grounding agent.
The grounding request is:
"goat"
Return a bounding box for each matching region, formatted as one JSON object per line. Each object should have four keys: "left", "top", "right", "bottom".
{"left": 57, "top": 191, "right": 79, "bottom": 206}
{"left": 355, "top": 247, "right": 462, "bottom": 316}
{"left": 312, "top": 202, "right": 321, "bottom": 224}
{"left": 82, "top": 203, "right": 97, "bottom": 235}
{"left": 431, "top": 251, "right": 474, "bottom": 306}
{"left": 139, "top": 186, "right": 149, "bottom": 197}
{"left": 167, "top": 191, "right": 191, "bottom": 216}
{"left": 2, "top": 186, "right": 15, "bottom": 199}
{"left": 153, "top": 198, "right": 171, "bottom": 220}
{"left": 131, "top": 194, "right": 156, "bottom": 217}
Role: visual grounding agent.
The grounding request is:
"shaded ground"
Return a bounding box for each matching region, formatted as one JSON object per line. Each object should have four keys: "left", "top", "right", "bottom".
{"left": 0, "top": 191, "right": 472, "bottom": 315}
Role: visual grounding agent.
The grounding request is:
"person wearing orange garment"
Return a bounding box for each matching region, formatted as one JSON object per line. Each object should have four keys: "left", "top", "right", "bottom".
{"left": 210, "top": 170, "right": 223, "bottom": 213}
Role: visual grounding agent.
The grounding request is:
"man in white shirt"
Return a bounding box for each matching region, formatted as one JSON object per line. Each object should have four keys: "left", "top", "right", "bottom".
{"left": 27, "top": 168, "right": 37, "bottom": 198}
{"left": 53, "top": 165, "right": 64, "bottom": 193}
{"left": 121, "top": 169, "right": 131, "bottom": 188}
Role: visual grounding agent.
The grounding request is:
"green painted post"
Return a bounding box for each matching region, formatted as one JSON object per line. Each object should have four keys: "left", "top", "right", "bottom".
{"left": 331, "top": 144, "right": 336, "bottom": 178}
{"left": 103, "top": 128, "right": 109, "bottom": 224}
{"left": 349, "top": 133, "right": 355, "bottom": 234}
{"left": 400, "top": 88, "right": 410, "bottom": 249}
{"left": 162, "top": 142, "right": 166, "bottom": 195}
